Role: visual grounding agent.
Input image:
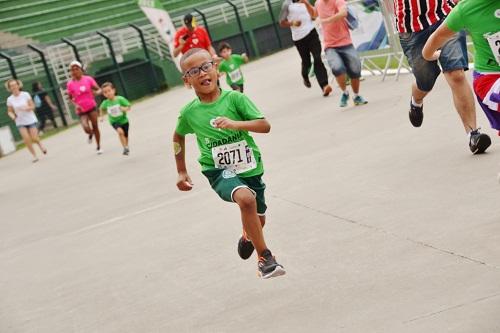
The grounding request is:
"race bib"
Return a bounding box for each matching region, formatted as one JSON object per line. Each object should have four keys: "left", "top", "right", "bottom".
{"left": 229, "top": 69, "right": 242, "bottom": 83}
{"left": 485, "top": 32, "right": 500, "bottom": 65}
{"left": 211, "top": 140, "right": 257, "bottom": 174}
{"left": 108, "top": 104, "right": 122, "bottom": 117}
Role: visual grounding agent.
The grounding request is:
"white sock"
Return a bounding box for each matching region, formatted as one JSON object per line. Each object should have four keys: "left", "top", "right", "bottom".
{"left": 411, "top": 96, "right": 423, "bottom": 107}
{"left": 343, "top": 89, "right": 349, "bottom": 95}
{"left": 354, "top": 93, "right": 359, "bottom": 98}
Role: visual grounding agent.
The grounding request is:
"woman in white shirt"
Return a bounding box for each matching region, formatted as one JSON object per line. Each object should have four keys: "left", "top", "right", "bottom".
{"left": 5, "top": 79, "right": 47, "bottom": 162}
{"left": 279, "top": 0, "right": 332, "bottom": 97}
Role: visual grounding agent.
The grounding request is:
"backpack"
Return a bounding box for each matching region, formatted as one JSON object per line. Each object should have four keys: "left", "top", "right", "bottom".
{"left": 34, "top": 94, "right": 42, "bottom": 108}
{"left": 346, "top": 5, "right": 359, "bottom": 30}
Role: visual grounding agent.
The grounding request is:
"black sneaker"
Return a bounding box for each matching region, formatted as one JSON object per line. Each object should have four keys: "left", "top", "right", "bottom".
{"left": 258, "top": 249, "right": 286, "bottom": 279}
{"left": 238, "top": 236, "right": 254, "bottom": 260}
{"left": 469, "top": 129, "right": 491, "bottom": 154}
{"left": 303, "top": 78, "right": 312, "bottom": 88}
{"left": 409, "top": 101, "right": 424, "bottom": 127}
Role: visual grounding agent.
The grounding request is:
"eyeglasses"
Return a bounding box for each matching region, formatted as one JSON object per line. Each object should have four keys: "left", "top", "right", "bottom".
{"left": 183, "top": 61, "right": 215, "bottom": 78}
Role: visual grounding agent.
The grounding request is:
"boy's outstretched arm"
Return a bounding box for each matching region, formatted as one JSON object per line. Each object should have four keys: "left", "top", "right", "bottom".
{"left": 242, "top": 53, "right": 249, "bottom": 63}
{"left": 422, "top": 24, "right": 456, "bottom": 61}
{"left": 173, "top": 131, "right": 193, "bottom": 191}
{"left": 214, "top": 118, "right": 271, "bottom": 133}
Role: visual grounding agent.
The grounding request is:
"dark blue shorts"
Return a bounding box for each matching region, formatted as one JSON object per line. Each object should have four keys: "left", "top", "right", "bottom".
{"left": 325, "top": 44, "right": 362, "bottom": 79}
{"left": 17, "top": 122, "right": 38, "bottom": 130}
{"left": 399, "top": 20, "right": 468, "bottom": 92}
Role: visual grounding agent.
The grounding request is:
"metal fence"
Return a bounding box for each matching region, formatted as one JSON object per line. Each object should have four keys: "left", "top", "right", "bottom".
{"left": 0, "top": 0, "right": 476, "bottom": 145}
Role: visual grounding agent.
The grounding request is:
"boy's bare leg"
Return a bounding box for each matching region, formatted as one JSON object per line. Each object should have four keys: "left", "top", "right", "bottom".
{"left": 117, "top": 128, "right": 127, "bottom": 148}
{"left": 233, "top": 188, "right": 267, "bottom": 256}
{"left": 351, "top": 78, "right": 361, "bottom": 94}
{"left": 411, "top": 82, "right": 429, "bottom": 105}
{"left": 443, "top": 69, "right": 476, "bottom": 132}
{"left": 335, "top": 73, "right": 347, "bottom": 91}
{"left": 243, "top": 215, "right": 265, "bottom": 240}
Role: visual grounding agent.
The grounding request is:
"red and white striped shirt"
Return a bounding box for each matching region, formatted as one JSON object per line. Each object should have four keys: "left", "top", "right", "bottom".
{"left": 393, "top": 0, "right": 457, "bottom": 33}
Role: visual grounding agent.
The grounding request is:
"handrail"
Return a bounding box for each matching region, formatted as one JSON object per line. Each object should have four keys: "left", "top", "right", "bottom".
{"left": 0, "top": 0, "right": 115, "bottom": 24}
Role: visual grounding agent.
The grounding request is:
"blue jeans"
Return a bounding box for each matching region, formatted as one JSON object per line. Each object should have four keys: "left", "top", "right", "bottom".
{"left": 399, "top": 20, "right": 468, "bottom": 92}
{"left": 325, "top": 44, "right": 362, "bottom": 79}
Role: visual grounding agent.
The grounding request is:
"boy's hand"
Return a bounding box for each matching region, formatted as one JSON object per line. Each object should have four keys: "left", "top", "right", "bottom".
{"left": 120, "top": 106, "right": 129, "bottom": 112}
{"left": 214, "top": 117, "right": 238, "bottom": 130}
{"left": 177, "top": 172, "right": 193, "bottom": 191}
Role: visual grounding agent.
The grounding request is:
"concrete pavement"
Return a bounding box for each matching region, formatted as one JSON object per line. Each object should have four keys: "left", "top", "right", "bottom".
{"left": 1, "top": 48, "right": 499, "bottom": 332}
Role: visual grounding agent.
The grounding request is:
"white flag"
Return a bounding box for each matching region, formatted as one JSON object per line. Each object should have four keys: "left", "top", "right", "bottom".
{"left": 138, "top": 0, "right": 181, "bottom": 70}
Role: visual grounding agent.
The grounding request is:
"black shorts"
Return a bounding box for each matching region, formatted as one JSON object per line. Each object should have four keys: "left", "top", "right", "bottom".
{"left": 230, "top": 83, "right": 244, "bottom": 93}
{"left": 111, "top": 122, "right": 129, "bottom": 137}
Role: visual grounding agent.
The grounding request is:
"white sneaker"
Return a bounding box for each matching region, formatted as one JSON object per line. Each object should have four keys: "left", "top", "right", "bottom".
{"left": 97, "top": 148, "right": 103, "bottom": 155}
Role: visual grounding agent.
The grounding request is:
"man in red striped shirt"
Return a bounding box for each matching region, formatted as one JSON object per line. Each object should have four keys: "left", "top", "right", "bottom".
{"left": 392, "top": 0, "right": 491, "bottom": 154}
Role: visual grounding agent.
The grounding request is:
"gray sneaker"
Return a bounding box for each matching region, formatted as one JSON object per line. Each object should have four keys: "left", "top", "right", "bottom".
{"left": 353, "top": 95, "right": 368, "bottom": 105}
{"left": 340, "top": 92, "right": 349, "bottom": 107}
{"left": 258, "top": 249, "right": 286, "bottom": 279}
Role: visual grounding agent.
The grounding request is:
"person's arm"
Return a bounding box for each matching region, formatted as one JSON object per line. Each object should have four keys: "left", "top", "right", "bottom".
{"left": 173, "top": 131, "right": 193, "bottom": 191}
{"left": 98, "top": 107, "right": 105, "bottom": 122}
{"left": 90, "top": 79, "right": 102, "bottom": 96}
{"left": 44, "top": 95, "right": 57, "bottom": 110}
{"left": 423, "top": 3, "right": 463, "bottom": 61}
{"left": 7, "top": 105, "right": 16, "bottom": 121}
{"left": 321, "top": 4, "right": 347, "bottom": 24}
{"left": 422, "top": 24, "right": 456, "bottom": 61}
{"left": 208, "top": 45, "right": 219, "bottom": 61}
{"left": 300, "top": 0, "right": 317, "bottom": 19}
{"left": 213, "top": 118, "right": 271, "bottom": 133}
{"left": 201, "top": 28, "right": 218, "bottom": 61}
{"left": 280, "top": 19, "right": 301, "bottom": 28}
{"left": 173, "top": 38, "right": 186, "bottom": 57}
{"left": 120, "top": 105, "right": 131, "bottom": 112}
{"left": 119, "top": 97, "right": 131, "bottom": 112}
{"left": 26, "top": 97, "right": 35, "bottom": 112}
{"left": 67, "top": 86, "right": 82, "bottom": 113}
{"left": 279, "top": 1, "right": 296, "bottom": 27}
{"left": 242, "top": 53, "right": 249, "bottom": 63}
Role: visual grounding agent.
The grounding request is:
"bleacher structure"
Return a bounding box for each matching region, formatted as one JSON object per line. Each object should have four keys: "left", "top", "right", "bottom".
{"left": 0, "top": 0, "right": 290, "bottom": 141}
{"left": 0, "top": 0, "right": 221, "bottom": 46}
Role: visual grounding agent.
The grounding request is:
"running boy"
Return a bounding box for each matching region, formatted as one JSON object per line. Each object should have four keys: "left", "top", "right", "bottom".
{"left": 173, "top": 48, "right": 285, "bottom": 279}
{"left": 218, "top": 42, "right": 249, "bottom": 93}
{"left": 423, "top": 0, "right": 500, "bottom": 139}
{"left": 99, "top": 82, "right": 131, "bottom": 155}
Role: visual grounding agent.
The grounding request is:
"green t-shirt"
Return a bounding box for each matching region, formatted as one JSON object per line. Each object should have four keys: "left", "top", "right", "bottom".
{"left": 175, "top": 90, "right": 265, "bottom": 177}
{"left": 99, "top": 96, "right": 131, "bottom": 125}
{"left": 219, "top": 55, "right": 245, "bottom": 86}
{"left": 445, "top": 0, "right": 500, "bottom": 72}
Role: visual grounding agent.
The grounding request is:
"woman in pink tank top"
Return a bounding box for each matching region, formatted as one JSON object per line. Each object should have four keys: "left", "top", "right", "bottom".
{"left": 66, "top": 61, "right": 103, "bottom": 154}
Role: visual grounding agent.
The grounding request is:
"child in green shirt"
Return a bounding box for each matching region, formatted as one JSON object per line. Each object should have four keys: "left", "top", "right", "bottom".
{"left": 173, "top": 48, "right": 285, "bottom": 279}
{"left": 218, "top": 42, "right": 249, "bottom": 93}
{"left": 423, "top": 0, "right": 500, "bottom": 136}
{"left": 99, "top": 82, "right": 131, "bottom": 155}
